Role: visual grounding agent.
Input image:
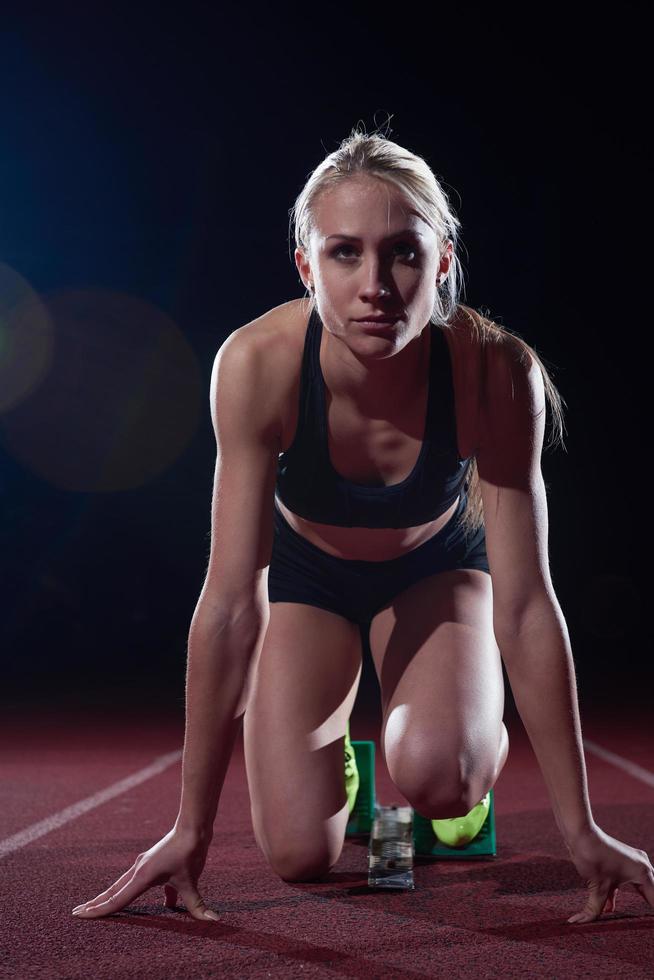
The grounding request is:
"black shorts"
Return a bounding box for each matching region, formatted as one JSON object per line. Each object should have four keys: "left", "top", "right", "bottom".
{"left": 268, "top": 492, "right": 490, "bottom": 632}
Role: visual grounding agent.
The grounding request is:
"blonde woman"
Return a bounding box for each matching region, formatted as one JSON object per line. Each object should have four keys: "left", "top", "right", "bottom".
{"left": 72, "top": 128, "right": 654, "bottom": 925}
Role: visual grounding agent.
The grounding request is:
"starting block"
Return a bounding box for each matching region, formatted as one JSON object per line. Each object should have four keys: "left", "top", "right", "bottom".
{"left": 346, "top": 739, "right": 497, "bottom": 858}
{"left": 345, "top": 740, "right": 376, "bottom": 836}
{"left": 412, "top": 788, "right": 497, "bottom": 859}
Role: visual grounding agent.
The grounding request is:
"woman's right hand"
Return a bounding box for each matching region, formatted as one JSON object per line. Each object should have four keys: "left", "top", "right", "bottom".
{"left": 71, "top": 827, "right": 219, "bottom": 921}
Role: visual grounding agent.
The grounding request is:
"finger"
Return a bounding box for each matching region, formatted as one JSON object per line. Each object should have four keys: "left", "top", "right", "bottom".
{"left": 632, "top": 874, "right": 654, "bottom": 907}
{"left": 72, "top": 858, "right": 142, "bottom": 913}
{"left": 641, "top": 862, "right": 654, "bottom": 906}
{"left": 72, "top": 866, "right": 152, "bottom": 918}
{"left": 602, "top": 887, "right": 618, "bottom": 914}
{"left": 163, "top": 884, "right": 179, "bottom": 909}
{"left": 177, "top": 887, "right": 218, "bottom": 922}
{"left": 567, "top": 879, "right": 611, "bottom": 924}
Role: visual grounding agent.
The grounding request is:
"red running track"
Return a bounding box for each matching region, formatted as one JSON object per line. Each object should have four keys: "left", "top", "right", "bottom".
{"left": 1, "top": 691, "right": 653, "bottom": 979}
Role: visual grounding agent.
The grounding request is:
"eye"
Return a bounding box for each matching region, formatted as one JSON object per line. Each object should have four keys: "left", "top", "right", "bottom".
{"left": 394, "top": 243, "right": 418, "bottom": 260}
{"left": 332, "top": 244, "right": 356, "bottom": 258}
{"left": 331, "top": 242, "right": 418, "bottom": 261}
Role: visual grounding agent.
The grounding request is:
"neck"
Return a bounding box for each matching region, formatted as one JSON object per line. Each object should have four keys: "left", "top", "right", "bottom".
{"left": 320, "top": 320, "right": 431, "bottom": 417}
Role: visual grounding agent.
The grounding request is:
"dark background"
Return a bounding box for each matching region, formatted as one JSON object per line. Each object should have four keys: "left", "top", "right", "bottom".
{"left": 1, "top": 5, "right": 649, "bottom": 715}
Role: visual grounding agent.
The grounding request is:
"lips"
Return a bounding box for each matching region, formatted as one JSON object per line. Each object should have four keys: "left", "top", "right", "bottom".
{"left": 358, "top": 320, "right": 398, "bottom": 334}
{"left": 354, "top": 315, "right": 402, "bottom": 322}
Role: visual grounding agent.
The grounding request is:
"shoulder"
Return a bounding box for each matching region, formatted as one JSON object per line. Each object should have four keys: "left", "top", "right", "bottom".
{"left": 481, "top": 324, "right": 544, "bottom": 423}
{"left": 216, "top": 298, "right": 307, "bottom": 377}
{"left": 221, "top": 298, "right": 305, "bottom": 351}
{"left": 450, "top": 306, "right": 544, "bottom": 448}
{"left": 212, "top": 298, "right": 308, "bottom": 442}
{"left": 470, "top": 318, "right": 546, "bottom": 489}
{"left": 450, "top": 304, "right": 533, "bottom": 369}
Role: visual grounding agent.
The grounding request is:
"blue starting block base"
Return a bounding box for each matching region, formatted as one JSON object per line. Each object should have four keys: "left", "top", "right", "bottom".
{"left": 345, "top": 740, "right": 497, "bottom": 859}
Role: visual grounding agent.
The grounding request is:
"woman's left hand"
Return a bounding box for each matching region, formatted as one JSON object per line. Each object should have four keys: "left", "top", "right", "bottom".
{"left": 565, "top": 824, "right": 654, "bottom": 923}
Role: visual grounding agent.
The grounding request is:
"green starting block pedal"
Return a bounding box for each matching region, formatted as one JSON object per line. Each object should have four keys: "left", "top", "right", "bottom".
{"left": 412, "top": 787, "right": 496, "bottom": 859}
{"left": 345, "top": 740, "right": 376, "bottom": 836}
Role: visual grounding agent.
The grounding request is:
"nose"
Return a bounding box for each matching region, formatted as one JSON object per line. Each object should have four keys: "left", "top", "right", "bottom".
{"left": 359, "top": 257, "right": 392, "bottom": 301}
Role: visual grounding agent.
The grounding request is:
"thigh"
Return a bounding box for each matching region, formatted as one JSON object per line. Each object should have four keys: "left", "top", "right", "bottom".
{"left": 244, "top": 599, "right": 362, "bottom": 881}
{"left": 369, "top": 565, "right": 506, "bottom": 815}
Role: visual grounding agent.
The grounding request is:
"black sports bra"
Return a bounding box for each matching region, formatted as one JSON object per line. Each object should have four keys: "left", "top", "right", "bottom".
{"left": 275, "top": 307, "right": 472, "bottom": 528}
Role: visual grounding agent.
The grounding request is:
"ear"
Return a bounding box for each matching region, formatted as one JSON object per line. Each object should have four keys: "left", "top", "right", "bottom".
{"left": 438, "top": 239, "right": 453, "bottom": 281}
{"left": 295, "top": 247, "right": 312, "bottom": 290}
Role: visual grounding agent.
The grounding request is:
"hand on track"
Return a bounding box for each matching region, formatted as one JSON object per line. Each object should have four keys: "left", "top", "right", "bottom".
{"left": 71, "top": 827, "right": 219, "bottom": 921}
{"left": 566, "top": 824, "right": 654, "bottom": 924}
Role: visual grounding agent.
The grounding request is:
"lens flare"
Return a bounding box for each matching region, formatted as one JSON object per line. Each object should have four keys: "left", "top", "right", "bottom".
{"left": 0, "top": 286, "right": 203, "bottom": 492}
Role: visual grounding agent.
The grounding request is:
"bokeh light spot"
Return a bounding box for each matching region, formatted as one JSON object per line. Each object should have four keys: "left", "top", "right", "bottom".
{"left": 0, "top": 288, "right": 203, "bottom": 492}
{"left": 0, "top": 261, "right": 54, "bottom": 413}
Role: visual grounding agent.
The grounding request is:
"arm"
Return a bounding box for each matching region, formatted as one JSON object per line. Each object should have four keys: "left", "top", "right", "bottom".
{"left": 71, "top": 322, "right": 281, "bottom": 921}
{"left": 174, "top": 326, "right": 280, "bottom": 839}
{"left": 173, "top": 603, "right": 264, "bottom": 840}
{"left": 476, "top": 336, "right": 594, "bottom": 845}
{"left": 493, "top": 590, "right": 595, "bottom": 846}
{"left": 476, "top": 333, "right": 654, "bottom": 922}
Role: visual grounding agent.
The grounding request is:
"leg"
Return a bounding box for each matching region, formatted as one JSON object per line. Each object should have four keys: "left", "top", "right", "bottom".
{"left": 244, "top": 600, "right": 362, "bottom": 882}
{"left": 369, "top": 567, "right": 509, "bottom": 818}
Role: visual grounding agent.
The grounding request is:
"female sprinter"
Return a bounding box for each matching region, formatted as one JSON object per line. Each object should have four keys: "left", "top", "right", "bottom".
{"left": 72, "top": 128, "right": 654, "bottom": 926}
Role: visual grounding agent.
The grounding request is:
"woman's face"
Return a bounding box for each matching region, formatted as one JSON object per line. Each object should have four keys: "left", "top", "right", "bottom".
{"left": 296, "top": 176, "right": 451, "bottom": 357}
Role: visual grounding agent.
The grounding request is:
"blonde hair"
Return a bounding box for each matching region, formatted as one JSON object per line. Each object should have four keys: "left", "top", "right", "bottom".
{"left": 289, "top": 123, "right": 567, "bottom": 536}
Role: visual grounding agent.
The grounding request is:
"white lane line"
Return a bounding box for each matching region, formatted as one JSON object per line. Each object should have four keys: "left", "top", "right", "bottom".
{"left": 584, "top": 739, "right": 654, "bottom": 788}
{"left": 0, "top": 749, "right": 182, "bottom": 860}
{"left": 2, "top": 739, "right": 650, "bottom": 862}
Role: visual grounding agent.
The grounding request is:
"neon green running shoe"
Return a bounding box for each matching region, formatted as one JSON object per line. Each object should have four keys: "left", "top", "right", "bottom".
{"left": 430, "top": 792, "right": 491, "bottom": 848}
{"left": 344, "top": 720, "right": 360, "bottom": 815}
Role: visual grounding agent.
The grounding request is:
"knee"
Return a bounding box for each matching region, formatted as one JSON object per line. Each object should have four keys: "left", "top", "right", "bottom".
{"left": 386, "top": 741, "right": 485, "bottom": 819}
{"left": 404, "top": 777, "right": 478, "bottom": 819}
{"left": 252, "top": 807, "right": 346, "bottom": 883}
{"left": 410, "top": 785, "right": 480, "bottom": 819}
{"left": 259, "top": 829, "right": 342, "bottom": 883}
{"left": 270, "top": 848, "right": 335, "bottom": 883}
